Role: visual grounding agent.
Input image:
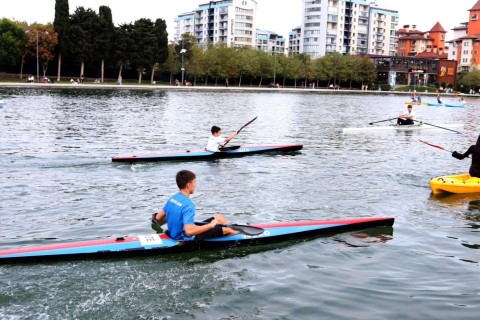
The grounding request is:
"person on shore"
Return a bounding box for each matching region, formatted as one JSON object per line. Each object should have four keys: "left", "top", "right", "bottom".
{"left": 397, "top": 104, "right": 415, "bottom": 125}
{"left": 153, "top": 170, "right": 237, "bottom": 240}
{"left": 205, "top": 125, "right": 238, "bottom": 152}
{"left": 452, "top": 135, "right": 480, "bottom": 178}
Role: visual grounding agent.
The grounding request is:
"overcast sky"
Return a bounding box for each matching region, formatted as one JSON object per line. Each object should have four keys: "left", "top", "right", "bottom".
{"left": 0, "top": 0, "right": 475, "bottom": 41}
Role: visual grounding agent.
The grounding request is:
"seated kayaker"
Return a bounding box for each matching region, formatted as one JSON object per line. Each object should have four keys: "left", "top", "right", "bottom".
{"left": 205, "top": 125, "right": 238, "bottom": 152}
{"left": 153, "top": 170, "right": 238, "bottom": 240}
{"left": 452, "top": 135, "right": 480, "bottom": 178}
{"left": 397, "top": 104, "right": 415, "bottom": 125}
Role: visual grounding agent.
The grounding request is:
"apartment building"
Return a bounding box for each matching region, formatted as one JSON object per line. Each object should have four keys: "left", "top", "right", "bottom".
{"left": 447, "top": 0, "right": 480, "bottom": 72}
{"left": 256, "top": 29, "right": 286, "bottom": 54}
{"left": 174, "top": 0, "right": 257, "bottom": 47}
{"left": 298, "top": 0, "right": 398, "bottom": 58}
{"left": 288, "top": 26, "right": 302, "bottom": 55}
{"left": 396, "top": 23, "right": 447, "bottom": 59}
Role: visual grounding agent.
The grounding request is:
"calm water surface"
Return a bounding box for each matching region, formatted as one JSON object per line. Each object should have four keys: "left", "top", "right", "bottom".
{"left": 0, "top": 88, "right": 479, "bottom": 319}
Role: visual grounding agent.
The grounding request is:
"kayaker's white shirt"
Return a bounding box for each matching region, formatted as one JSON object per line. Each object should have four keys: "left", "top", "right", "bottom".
{"left": 206, "top": 136, "right": 226, "bottom": 152}
{"left": 402, "top": 110, "right": 415, "bottom": 118}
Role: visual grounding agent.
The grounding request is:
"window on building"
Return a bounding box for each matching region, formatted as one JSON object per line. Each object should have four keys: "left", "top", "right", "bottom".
{"left": 472, "top": 13, "right": 478, "bottom": 20}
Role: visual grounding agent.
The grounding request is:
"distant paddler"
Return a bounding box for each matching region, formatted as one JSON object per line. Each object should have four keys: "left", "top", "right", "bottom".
{"left": 397, "top": 104, "right": 415, "bottom": 125}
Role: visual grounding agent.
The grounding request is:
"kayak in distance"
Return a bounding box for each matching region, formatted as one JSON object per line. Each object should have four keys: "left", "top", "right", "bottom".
{"left": 342, "top": 123, "right": 463, "bottom": 133}
{"left": 112, "top": 144, "right": 303, "bottom": 162}
{"left": 430, "top": 173, "right": 480, "bottom": 194}
{"left": 0, "top": 217, "right": 394, "bottom": 264}
{"left": 404, "top": 101, "right": 427, "bottom": 105}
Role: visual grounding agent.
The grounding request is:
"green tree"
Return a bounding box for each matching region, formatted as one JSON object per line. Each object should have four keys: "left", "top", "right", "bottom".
{"left": 0, "top": 18, "right": 26, "bottom": 68}
{"left": 358, "top": 56, "right": 377, "bottom": 87}
{"left": 314, "top": 55, "right": 334, "bottom": 88}
{"left": 150, "top": 18, "right": 169, "bottom": 84}
{"left": 69, "top": 7, "right": 99, "bottom": 78}
{"left": 255, "top": 50, "right": 273, "bottom": 86}
{"left": 53, "top": 0, "right": 69, "bottom": 81}
{"left": 460, "top": 69, "right": 480, "bottom": 91}
{"left": 97, "top": 6, "right": 115, "bottom": 82}
{"left": 187, "top": 43, "right": 207, "bottom": 86}
{"left": 297, "top": 53, "right": 314, "bottom": 87}
{"left": 113, "top": 23, "right": 134, "bottom": 83}
{"left": 234, "top": 46, "right": 259, "bottom": 86}
{"left": 24, "top": 25, "right": 58, "bottom": 80}
{"left": 130, "top": 18, "right": 158, "bottom": 83}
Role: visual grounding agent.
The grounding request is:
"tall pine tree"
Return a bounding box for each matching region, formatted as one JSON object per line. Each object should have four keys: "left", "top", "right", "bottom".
{"left": 53, "top": 0, "right": 69, "bottom": 81}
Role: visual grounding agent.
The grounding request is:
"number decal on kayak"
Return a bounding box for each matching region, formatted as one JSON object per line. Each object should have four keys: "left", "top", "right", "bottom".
{"left": 138, "top": 234, "right": 163, "bottom": 246}
{"left": 238, "top": 148, "right": 250, "bottom": 152}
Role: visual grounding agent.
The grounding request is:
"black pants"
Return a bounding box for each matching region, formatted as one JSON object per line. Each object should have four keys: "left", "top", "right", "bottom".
{"left": 194, "top": 217, "right": 224, "bottom": 240}
{"left": 397, "top": 118, "right": 414, "bottom": 125}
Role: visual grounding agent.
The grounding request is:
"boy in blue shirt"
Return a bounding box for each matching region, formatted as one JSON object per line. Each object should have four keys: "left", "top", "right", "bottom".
{"left": 153, "top": 170, "right": 237, "bottom": 240}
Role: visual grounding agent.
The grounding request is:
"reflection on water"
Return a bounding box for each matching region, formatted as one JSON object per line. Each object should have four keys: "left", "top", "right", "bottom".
{"left": 430, "top": 192, "right": 480, "bottom": 222}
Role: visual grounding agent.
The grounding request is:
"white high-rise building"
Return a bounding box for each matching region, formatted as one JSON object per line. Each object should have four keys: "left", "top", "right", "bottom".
{"left": 174, "top": 0, "right": 257, "bottom": 47}
{"left": 256, "top": 29, "right": 285, "bottom": 54}
{"left": 298, "top": 0, "right": 398, "bottom": 58}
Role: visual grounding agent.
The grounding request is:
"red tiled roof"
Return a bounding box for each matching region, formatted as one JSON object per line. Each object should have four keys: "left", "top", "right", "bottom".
{"left": 456, "top": 32, "right": 480, "bottom": 41}
{"left": 470, "top": 0, "right": 480, "bottom": 11}
{"left": 398, "top": 35, "right": 433, "bottom": 41}
{"left": 430, "top": 22, "right": 446, "bottom": 33}
{"left": 415, "top": 51, "right": 448, "bottom": 59}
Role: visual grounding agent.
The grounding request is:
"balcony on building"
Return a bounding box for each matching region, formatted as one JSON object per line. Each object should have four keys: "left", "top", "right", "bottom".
{"left": 327, "top": 14, "right": 338, "bottom": 23}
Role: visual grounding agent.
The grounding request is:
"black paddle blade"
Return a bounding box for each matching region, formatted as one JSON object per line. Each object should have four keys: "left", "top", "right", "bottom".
{"left": 226, "top": 224, "right": 264, "bottom": 236}
{"left": 237, "top": 116, "right": 258, "bottom": 133}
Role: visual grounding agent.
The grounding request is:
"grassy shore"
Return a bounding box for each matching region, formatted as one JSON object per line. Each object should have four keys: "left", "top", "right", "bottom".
{"left": 0, "top": 79, "right": 476, "bottom": 98}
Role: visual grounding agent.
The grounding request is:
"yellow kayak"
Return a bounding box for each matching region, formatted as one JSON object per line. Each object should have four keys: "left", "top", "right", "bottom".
{"left": 430, "top": 173, "right": 480, "bottom": 194}
{"left": 404, "top": 101, "right": 427, "bottom": 105}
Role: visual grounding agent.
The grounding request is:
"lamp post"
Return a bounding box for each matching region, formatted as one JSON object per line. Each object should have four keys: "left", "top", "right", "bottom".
{"left": 26, "top": 29, "right": 48, "bottom": 82}
{"left": 180, "top": 48, "right": 187, "bottom": 86}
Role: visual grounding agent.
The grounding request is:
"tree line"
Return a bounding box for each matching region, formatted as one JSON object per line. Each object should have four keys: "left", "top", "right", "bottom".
{"left": 0, "top": 0, "right": 378, "bottom": 88}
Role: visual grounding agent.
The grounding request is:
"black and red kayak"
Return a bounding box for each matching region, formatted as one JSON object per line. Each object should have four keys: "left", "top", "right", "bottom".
{"left": 111, "top": 144, "right": 303, "bottom": 162}
{"left": 0, "top": 217, "right": 394, "bottom": 264}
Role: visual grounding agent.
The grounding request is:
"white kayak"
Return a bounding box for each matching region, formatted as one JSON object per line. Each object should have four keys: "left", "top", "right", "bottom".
{"left": 342, "top": 123, "right": 463, "bottom": 133}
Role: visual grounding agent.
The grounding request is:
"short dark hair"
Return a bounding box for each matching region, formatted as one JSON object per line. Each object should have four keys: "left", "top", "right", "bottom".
{"left": 211, "top": 126, "right": 221, "bottom": 134}
{"left": 407, "top": 105, "right": 413, "bottom": 108}
{"left": 176, "top": 170, "right": 196, "bottom": 189}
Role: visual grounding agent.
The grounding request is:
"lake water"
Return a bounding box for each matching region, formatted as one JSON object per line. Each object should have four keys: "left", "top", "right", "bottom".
{"left": 0, "top": 88, "right": 479, "bottom": 319}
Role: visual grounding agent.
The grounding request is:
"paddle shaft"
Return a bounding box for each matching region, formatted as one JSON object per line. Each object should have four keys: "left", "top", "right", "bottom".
{"left": 419, "top": 140, "right": 471, "bottom": 158}
{"left": 413, "top": 120, "right": 462, "bottom": 134}
{"left": 223, "top": 116, "right": 257, "bottom": 147}
{"left": 369, "top": 117, "right": 397, "bottom": 125}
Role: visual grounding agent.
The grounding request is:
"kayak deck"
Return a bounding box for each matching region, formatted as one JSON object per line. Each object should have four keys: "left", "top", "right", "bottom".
{"left": 430, "top": 173, "right": 480, "bottom": 194}
{"left": 112, "top": 144, "right": 303, "bottom": 162}
{"left": 0, "top": 217, "right": 394, "bottom": 264}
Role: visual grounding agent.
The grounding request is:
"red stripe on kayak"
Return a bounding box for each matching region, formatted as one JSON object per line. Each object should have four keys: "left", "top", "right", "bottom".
{"left": 251, "top": 217, "right": 393, "bottom": 228}
{"left": 0, "top": 234, "right": 171, "bottom": 255}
